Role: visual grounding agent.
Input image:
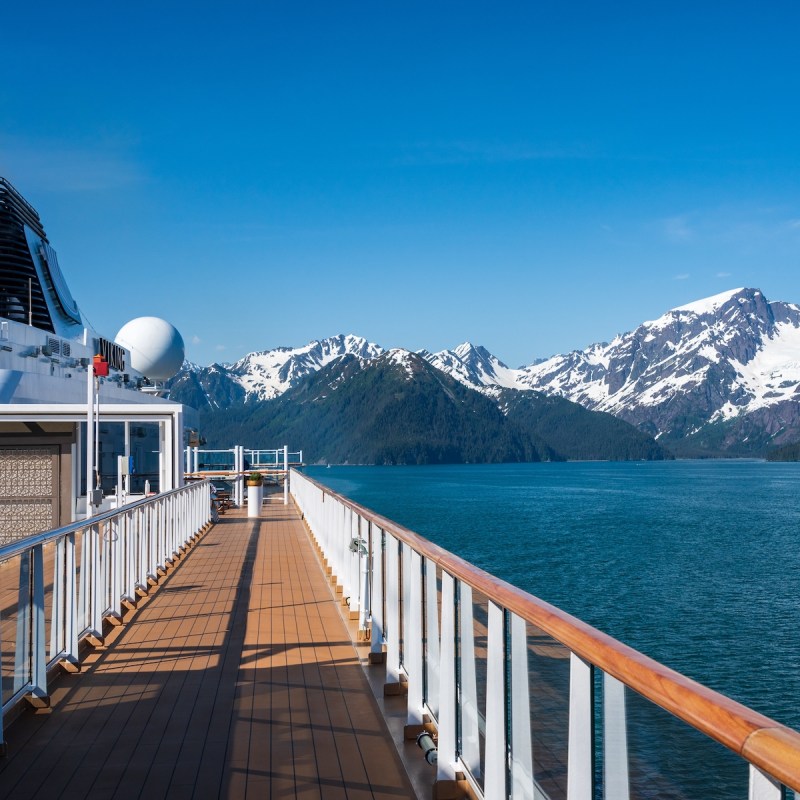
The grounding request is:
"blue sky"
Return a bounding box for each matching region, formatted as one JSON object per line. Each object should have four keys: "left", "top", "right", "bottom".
{"left": 2, "top": 1, "right": 799, "bottom": 367}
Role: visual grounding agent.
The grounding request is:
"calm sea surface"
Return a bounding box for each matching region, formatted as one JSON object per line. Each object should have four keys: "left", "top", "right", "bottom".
{"left": 307, "top": 460, "right": 800, "bottom": 734}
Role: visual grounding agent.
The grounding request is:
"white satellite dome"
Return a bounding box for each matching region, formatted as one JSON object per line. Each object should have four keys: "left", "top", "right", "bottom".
{"left": 115, "top": 317, "right": 185, "bottom": 381}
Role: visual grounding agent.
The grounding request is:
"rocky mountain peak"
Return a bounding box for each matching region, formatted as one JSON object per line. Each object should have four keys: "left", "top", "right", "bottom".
{"left": 167, "top": 287, "right": 800, "bottom": 455}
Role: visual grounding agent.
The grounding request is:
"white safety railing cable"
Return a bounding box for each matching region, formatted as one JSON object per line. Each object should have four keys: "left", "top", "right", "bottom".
{"left": 0, "top": 480, "right": 212, "bottom": 753}
{"left": 291, "top": 469, "right": 800, "bottom": 800}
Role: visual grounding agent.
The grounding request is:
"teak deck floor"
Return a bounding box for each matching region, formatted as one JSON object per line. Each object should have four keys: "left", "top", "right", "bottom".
{"left": 0, "top": 498, "right": 415, "bottom": 799}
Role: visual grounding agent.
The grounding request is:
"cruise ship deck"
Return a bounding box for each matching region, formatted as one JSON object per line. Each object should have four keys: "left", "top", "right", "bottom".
{"left": 0, "top": 495, "right": 418, "bottom": 799}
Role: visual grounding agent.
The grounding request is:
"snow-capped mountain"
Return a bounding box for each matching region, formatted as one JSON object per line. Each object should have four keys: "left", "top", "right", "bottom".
{"left": 422, "top": 288, "right": 800, "bottom": 451}
{"left": 173, "top": 334, "right": 384, "bottom": 407}
{"left": 204, "top": 349, "right": 668, "bottom": 463}
{"left": 170, "top": 288, "right": 800, "bottom": 454}
{"left": 231, "top": 333, "right": 383, "bottom": 400}
{"left": 517, "top": 288, "right": 800, "bottom": 447}
{"left": 420, "top": 342, "right": 520, "bottom": 389}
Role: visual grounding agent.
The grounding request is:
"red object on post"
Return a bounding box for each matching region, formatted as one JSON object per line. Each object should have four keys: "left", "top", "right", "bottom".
{"left": 93, "top": 354, "right": 109, "bottom": 377}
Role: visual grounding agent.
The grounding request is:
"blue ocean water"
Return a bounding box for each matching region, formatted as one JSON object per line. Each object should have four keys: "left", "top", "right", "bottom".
{"left": 307, "top": 460, "right": 800, "bottom": 733}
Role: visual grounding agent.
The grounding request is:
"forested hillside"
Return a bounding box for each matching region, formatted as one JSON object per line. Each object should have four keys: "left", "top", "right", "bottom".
{"left": 198, "top": 352, "right": 670, "bottom": 464}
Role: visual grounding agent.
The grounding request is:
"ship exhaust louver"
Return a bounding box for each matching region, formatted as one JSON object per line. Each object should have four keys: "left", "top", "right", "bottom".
{"left": 0, "top": 178, "right": 55, "bottom": 332}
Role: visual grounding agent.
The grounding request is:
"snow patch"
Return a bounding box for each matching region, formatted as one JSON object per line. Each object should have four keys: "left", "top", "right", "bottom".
{"left": 385, "top": 348, "right": 417, "bottom": 380}
{"left": 672, "top": 288, "right": 746, "bottom": 316}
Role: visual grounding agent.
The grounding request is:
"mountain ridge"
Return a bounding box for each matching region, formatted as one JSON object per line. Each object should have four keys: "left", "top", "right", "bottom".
{"left": 169, "top": 287, "right": 800, "bottom": 456}
{"left": 199, "top": 351, "right": 670, "bottom": 464}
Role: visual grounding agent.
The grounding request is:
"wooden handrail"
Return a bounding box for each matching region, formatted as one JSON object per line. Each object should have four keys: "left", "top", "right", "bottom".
{"left": 184, "top": 470, "right": 290, "bottom": 477}
{"left": 294, "top": 471, "right": 800, "bottom": 791}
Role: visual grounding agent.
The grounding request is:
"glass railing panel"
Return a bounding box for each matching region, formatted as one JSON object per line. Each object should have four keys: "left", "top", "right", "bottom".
{"left": 618, "top": 684, "right": 748, "bottom": 799}
{"left": 398, "top": 540, "right": 406, "bottom": 670}
{"left": 1, "top": 552, "right": 29, "bottom": 703}
{"left": 423, "top": 561, "right": 442, "bottom": 721}
{"left": 42, "top": 541, "right": 56, "bottom": 663}
{"left": 517, "top": 619, "right": 571, "bottom": 800}
{"left": 76, "top": 528, "right": 91, "bottom": 636}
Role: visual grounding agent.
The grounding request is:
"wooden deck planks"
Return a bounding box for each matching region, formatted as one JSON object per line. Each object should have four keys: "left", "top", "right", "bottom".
{"left": 0, "top": 498, "right": 415, "bottom": 799}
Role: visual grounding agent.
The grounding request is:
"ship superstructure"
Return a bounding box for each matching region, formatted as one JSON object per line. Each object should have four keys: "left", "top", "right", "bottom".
{"left": 0, "top": 177, "right": 187, "bottom": 543}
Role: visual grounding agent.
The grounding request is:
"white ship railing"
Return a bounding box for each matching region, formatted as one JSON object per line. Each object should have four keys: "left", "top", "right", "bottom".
{"left": 291, "top": 468, "right": 800, "bottom": 800}
{"left": 0, "top": 481, "right": 212, "bottom": 751}
{"left": 185, "top": 445, "right": 303, "bottom": 472}
{"left": 185, "top": 446, "right": 302, "bottom": 506}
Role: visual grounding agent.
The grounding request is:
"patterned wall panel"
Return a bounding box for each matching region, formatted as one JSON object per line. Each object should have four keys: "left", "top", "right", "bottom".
{"left": 0, "top": 500, "right": 53, "bottom": 545}
{"left": 0, "top": 448, "right": 54, "bottom": 496}
{"left": 0, "top": 447, "right": 56, "bottom": 544}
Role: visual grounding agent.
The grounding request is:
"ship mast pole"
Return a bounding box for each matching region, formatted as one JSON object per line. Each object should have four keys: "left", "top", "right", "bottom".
{"left": 86, "top": 358, "right": 95, "bottom": 518}
{"left": 94, "top": 378, "right": 100, "bottom": 492}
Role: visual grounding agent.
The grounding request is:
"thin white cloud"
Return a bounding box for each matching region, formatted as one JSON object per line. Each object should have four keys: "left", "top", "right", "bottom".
{"left": 214, "top": 344, "right": 227, "bottom": 352}
{"left": 673, "top": 273, "right": 690, "bottom": 280}
{"left": 191, "top": 335, "right": 202, "bottom": 345}
{"left": 716, "top": 271, "right": 732, "bottom": 278}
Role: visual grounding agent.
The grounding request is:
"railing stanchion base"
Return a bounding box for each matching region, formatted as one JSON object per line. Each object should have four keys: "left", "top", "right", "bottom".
{"left": 432, "top": 774, "right": 469, "bottom": 800}
{"left": 383, "top": 678, "right": 408, "bottom": 697}
{"left": 58, "top": 656, "right": 81, "bottom": 674}
{"left": 25, "top": 689, "right": 50, "bottom": 710}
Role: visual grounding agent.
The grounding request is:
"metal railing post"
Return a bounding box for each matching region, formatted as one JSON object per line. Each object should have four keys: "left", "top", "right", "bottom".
{"left": 459, "top": 582, "right": 481, "bottom": 779}
{"left": 604, "top": 673, "right": 630, "bottom": 800}
{"left": 29, "top": 544, "right": 48, "bottom": 704}
{"left": 749, "top": 765, "right": 782, "bottom": 800}
{"left": 402, "top": 541, "right": 412, "bottom": 674}
{"left": 385, "top": 532, "right": 401, "bottom": 685}
{"left": 567, "top": 653, "right": 595, "bottom": 800}
{"left": 424, "top": 557, "right": 440, "bottom": 716}
{"left": 405, "top": 550, "right": 424, "bottom": 729}
{"left": 437, "top": 572, "right": 458, "bottom": 783}
{"left": 370, "top": 523, "right": 385, "bottom": 660}
{"left": 510, "top": 613, "right": 536, "bottom": 800}
{"left": 484, "top": 601, "right": 507, "bottom": 799}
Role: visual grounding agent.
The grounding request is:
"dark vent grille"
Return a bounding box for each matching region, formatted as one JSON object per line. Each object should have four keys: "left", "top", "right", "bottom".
{"left": 0, "top": 178, "right": 54, "bottom": 332}
{"left": 47, "top": 336, "right": 61, "bottom": 355}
